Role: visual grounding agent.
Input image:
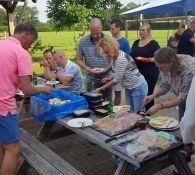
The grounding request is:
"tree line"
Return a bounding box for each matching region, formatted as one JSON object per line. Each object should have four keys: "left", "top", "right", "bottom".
{"left": 0, "top": 0, "right": 195, "bottom": 33}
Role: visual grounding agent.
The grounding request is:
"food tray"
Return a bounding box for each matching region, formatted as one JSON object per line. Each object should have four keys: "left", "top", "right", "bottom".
{"left": 88, "top": 99, "right": 104, "bottom": 106}
{"left": 94, "top": 108, "right": 108, "bottom": 117}
{"left": 92, "top": 112, "right": 143, "bottom": 136}
{"left": 112, "top": 130, "right": 183, "bottom": 163}
{"left": 72, "top": 109, "right": 90, "bottom": 118}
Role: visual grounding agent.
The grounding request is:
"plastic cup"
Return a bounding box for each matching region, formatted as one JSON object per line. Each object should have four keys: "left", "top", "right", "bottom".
{"left": 139, "top": 119, "right": 147, "bottom": 130}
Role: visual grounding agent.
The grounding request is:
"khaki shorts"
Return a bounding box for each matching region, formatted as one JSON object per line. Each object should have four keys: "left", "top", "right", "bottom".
{"left": 113, "top": 83, "right": 123, "bottom": 92}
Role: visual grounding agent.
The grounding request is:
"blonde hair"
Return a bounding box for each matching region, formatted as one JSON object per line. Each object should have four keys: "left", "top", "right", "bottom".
{"left": 140, "top": 23, "right": 151, "bottom": 36}
{"left": 99, "top": 38, "right": 119, "bottom": 57}
{"left": 154, "top": 47, "right": 181, "bottom": 83}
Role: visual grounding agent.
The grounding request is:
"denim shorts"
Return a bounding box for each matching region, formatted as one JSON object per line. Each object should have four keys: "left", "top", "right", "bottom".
{"left": 0, "top": 112, "right": 19, "bottom": 144}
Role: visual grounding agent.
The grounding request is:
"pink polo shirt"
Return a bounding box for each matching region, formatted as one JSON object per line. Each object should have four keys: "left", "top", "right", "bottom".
{"left": 0, "top": 37, "right": 32, "bottom": 116}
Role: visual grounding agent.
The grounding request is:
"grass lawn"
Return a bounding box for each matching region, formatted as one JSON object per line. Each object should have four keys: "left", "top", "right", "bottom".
{"left": 33, "top": 30, "right": 176, "bottom": 74}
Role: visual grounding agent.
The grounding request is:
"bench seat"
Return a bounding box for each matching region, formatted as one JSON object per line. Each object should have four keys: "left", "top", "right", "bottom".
{"left": 18, "top": 128, "right": 82, "bottom": 175}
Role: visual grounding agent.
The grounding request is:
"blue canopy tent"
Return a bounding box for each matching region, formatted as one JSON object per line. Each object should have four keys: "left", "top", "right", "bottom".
{"left": 121, "top": 0, "right": 195, "bottom": 16}
{"left": 121, "top": 0, "right": 195, "bottom": 40}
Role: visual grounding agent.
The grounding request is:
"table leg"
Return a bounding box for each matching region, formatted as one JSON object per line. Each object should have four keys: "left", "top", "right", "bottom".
{"left": 16, "top": 159, "right": 31, "bottom": 175}
{"left": 170, "top": 151, "right": 192, "bottom": 175}
{"left": 36, "top": 121, "right": 55, "bottom": 142}
{"left": 114, "top": 160, "right": 134, "bottom": 175}
{"left": 36, "top": 121, "right": 74, "bottom": 143}
{"left": 18, "top": 99, "right": 24, "bottom": 118}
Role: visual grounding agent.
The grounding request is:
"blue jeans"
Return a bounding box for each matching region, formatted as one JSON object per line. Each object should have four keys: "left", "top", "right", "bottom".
{"left": 125, "top": 81, "right": 148, "bottom": 112}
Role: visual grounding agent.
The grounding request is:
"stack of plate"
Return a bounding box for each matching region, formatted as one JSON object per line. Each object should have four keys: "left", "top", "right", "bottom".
{"left": 149, "top": 116, "right": 179, "bottom": 131}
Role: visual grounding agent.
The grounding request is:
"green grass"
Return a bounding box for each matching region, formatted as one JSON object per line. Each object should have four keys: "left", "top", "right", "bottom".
{"left": 32, "top": 30, "right": 176, "bottom": 74}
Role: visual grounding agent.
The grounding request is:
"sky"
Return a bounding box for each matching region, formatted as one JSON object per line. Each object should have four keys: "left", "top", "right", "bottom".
{"left": 23, "top": 0, "right": 151, "bottom": 22}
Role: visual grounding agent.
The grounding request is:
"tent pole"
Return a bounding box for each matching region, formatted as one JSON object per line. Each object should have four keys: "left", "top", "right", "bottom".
{"left": 125, "top": 21, "right": 129, "bottom": 39}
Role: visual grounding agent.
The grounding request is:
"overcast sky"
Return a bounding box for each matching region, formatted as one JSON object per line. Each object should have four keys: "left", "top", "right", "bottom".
{"left": 25, "top": 0, "right": 151, "bottom": 22}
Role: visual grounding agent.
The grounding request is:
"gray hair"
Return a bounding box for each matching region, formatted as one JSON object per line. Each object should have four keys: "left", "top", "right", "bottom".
{"left": 14, "top": 23, "right": 38, "bottom": 40}
{"left": 89, "top": 18, "right": 102, "bottom": 28}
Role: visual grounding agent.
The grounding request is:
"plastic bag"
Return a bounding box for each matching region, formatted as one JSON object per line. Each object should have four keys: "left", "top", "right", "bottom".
{"left": 30, "top": 90, "right": 88, "bottom": 122}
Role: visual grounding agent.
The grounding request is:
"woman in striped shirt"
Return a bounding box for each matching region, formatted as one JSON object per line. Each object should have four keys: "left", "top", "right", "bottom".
{"left": 95, "top": 38, "right": 148, "bottom": 112}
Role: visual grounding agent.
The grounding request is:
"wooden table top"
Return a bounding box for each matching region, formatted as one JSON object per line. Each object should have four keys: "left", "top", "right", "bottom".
{"left": 57, "top": 114, "right": 183, "bottom": 167}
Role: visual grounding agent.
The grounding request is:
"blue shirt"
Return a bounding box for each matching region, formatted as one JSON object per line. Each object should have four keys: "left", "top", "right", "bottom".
{"left": 57, "top": 60, "right": 84, "bottom": 93}
{"left": 117, "top": 37, "right": 131, "bottom": 54}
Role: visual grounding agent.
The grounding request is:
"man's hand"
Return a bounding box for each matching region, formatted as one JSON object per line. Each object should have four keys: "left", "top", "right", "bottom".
{"left": 47, "top": 59, "right": 57, "bottom": 71}
{"left": 84, "top": 66, "right": 93, "bottom": 74}
{"left": 145, "top": 104, "right": 161, "bottom": 115}
{"left": 144, "top": 94, "right": 155, "bottom": 105}
{"left": 42, "top": 86, "right": 53, "bottom": 94}
{"left": 40, "top": 58, "right": 49, "bottom": 67}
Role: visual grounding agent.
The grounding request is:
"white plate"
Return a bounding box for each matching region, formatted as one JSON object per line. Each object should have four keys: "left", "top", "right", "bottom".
{"left": 67, "top": 118, "right": 93, "bottom": 128}
{"left": 45, "top": 81, "right": 60, "bottom": 85}
{"left": 149, "top": 117, "right": 179, "bottom": 129}
{"left": 91, "top": 68, "right": 104, "bottom": 73}
{"left": 113, "top": 105, "right": 131, "bottom": 113}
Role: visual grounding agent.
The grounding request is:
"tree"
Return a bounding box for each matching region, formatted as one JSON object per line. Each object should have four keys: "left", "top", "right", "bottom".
{"left": 46, "top": 0, "right": 122, "bottom": 31}
{"left": 0, "top": 8, "right": 7, "bottom": 26}
{"left": 14, "top": 6, "right": 39, "bottom": 25}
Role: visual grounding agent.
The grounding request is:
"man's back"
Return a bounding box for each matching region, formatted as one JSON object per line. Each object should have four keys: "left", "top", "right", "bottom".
{"left": 177, "top": 28, "right": 194, "bottom": 56}
{"left": 0, "top": 37, "right": 32, "bottom": 116}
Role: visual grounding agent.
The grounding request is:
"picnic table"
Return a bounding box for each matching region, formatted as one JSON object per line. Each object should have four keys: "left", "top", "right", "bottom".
{"left": 33, "top": 113, "right": 192, "bottom": 175}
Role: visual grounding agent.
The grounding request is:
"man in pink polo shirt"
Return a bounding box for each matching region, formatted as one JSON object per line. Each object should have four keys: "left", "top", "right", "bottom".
{"left": 0, "top": 23, "right": 52, "bottom": 175}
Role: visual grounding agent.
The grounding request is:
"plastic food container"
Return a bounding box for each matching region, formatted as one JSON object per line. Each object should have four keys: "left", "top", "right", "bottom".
{"left": 88, "top": 99, "right": 104, "bottom": 106}
{"left": 83, "top": 92, "right": 103, "bottom": 101}
{"left": 73, "top": 109, "right": 90, "bottom": 118}
{"left": 94, "top": 108, "right": 108, "bottom": 117}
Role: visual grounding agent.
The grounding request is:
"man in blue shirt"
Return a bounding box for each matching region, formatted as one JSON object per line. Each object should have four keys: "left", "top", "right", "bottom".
{"left": 110, "top": 20, "right": 131, "bottom": 105}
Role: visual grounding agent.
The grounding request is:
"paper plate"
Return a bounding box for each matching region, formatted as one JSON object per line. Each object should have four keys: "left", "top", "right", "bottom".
{"left": 45, "top": 81, "right": 60, "bottom": 85}
{"left": 149, "top": 116, "right": 179, "bottom": 130}
{"left": 91, "top": 68, "right": 104, "bottom": 73}
{"left": 67, "top": 118, "right": 93, "bottom": 128}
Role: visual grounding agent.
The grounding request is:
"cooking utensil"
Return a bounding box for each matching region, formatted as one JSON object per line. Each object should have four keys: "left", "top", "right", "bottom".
{"left": 105, "top": 133, "right": 128, "bottom": 143}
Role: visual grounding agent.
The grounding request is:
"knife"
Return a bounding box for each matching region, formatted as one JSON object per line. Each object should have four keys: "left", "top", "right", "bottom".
{"left": 105, "top": 132, "right": 128, "bottom": 143}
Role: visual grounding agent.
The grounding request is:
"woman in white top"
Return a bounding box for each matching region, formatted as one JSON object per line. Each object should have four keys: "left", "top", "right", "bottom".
{"left": 95, "top": 38, "right": 148, "bottom": 112}
{"left": 180, "top": 76, "right": 195, "bottom": 153}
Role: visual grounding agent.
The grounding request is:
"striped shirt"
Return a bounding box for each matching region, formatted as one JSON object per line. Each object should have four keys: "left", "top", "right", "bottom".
{"left": 57, "top": 60, "right": 84, "bottom": 93}
{"left": 77, "top": 34, "right": 111, "bottom": 80}
{"left": 113, "top": 51, "right": 145, "bottom": 90}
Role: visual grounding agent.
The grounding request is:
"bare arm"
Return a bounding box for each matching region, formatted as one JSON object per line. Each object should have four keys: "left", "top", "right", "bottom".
{"left": 103, "top": 64, "right": 112, "bottom": 73}
{"left": 146, "top": 98, "right": 183, "bottom": 115}
{"left": 44, "top": 67, "right": 55, "bottom": 80}
{"left": 76, "top": 54, "right": 92, "bottom": 73}
{"left": 95, "top": 80, "right": 114, "bottom": 93}
{"left": 19, "top": 75, "right": 52, "bottom": 96}
{"left": 144, "top": 87, "right": 165, "bottom": 105}
{"left": 55, "top": 71, "right": 72, "bottom": 85}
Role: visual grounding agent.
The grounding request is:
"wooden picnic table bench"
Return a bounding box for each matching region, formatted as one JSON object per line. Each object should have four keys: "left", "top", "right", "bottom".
{"left": 17, "top": 128, "right": 83, "bottom": 175}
